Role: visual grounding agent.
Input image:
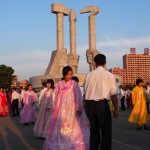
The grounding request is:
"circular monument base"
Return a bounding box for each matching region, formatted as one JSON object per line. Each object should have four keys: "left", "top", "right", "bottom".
{"left": 29, "top": 73, "right": 86, "bottom": 89}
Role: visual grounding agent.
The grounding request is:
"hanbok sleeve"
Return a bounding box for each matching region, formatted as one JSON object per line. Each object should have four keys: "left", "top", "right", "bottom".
{"left": 32, "top": 91, "right": 36, "bottom": 103}
{"left": 74, "top": 82, "right": 83, "bottom": 112}
{"left": 52, "top": 86, "right": 59, "bottom": 109}
{"left": 23, "top": 92, "right": 28, "bottom": 105}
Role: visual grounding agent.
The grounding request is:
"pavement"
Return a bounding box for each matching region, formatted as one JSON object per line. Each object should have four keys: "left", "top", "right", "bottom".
{"left": 0, "top": 110, "right": 150, "bottom": 150}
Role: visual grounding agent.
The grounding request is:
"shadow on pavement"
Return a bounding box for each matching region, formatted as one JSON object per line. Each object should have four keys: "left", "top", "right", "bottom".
{"left": 0, "top": 116, "right": 44, "bottom": 150}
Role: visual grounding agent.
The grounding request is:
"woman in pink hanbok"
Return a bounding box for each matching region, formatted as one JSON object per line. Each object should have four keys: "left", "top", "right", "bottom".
{"left": 34, "top": 79, "right": 54, "bottom": 138}
{"left": 20, "top": 84, "right": 36, "bottom": 125}
{"left": 43, "top": 66, "right": 90, "bottom": 150}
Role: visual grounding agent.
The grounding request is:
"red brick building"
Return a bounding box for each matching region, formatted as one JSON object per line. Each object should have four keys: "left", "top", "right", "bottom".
{"left": 110, "top": 48, "right": 150, "bottom": 85}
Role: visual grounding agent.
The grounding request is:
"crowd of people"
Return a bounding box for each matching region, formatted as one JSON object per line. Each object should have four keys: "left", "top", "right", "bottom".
{"left": 0, "top": 54, "right": 150, "bottom": 150}
{"left": 117, "top": 83, "right": 150, "bottom": 113}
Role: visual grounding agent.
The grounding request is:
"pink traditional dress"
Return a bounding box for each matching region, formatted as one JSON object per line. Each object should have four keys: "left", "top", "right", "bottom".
{"left": 34, "top": 89, "right": 53, "bottom": 138}
{"left": 43, "top": 80, "right": 90, "bottom": 150}
{"left": 0, "top": 92, "right": 9, "bottom": 116}
{"left": 20, "top": 90, "right": 36, "bottom": 124}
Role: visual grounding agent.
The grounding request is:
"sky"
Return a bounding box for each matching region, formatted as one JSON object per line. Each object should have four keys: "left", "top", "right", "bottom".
{"left": 0, "top": 0, "right": 150, "bottom": 80}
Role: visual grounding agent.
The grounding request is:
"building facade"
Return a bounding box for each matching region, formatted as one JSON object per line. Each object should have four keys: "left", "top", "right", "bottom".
{"left": 11, "top": 76, "right": 28, "bottom": 89}
{"left": 110, "top": 48, "right": 150, "bottom": 85}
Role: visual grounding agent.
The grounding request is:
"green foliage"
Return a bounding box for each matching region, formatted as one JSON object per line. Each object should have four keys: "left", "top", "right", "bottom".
{"left": 0, "top": 64, "right": 14, "bottom": 89}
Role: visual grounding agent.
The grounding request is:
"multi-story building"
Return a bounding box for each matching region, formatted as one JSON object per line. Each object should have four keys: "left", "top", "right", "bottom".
{"left": 19, "top": 80, "right": 29, "bottom": 88}
{"left": 11, "top": 75, "right": 18, "bottom": 87}
{"left": 11, "top": 76, "right": 28, "bottom": 89}
{"left": 110, "top": 48, "right": 150, "bottom": 85}
{"left": 109, "top": 68, "right": 128, "bottom": 85}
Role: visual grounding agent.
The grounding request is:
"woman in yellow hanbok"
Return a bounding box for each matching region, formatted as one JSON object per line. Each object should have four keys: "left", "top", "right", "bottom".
{"left": 128, "top": 79, "right": 150, "bottom": 130}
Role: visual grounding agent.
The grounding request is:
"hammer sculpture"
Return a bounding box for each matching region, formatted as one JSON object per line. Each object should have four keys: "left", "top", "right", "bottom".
{"left": 80, "top": 6, "right": 100, "bottom": 71}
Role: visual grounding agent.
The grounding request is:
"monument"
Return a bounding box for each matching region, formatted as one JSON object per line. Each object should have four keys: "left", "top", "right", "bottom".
{"left": 80, "top": 6, "right": 100, "bottom": 71}
{"left": 68, "top": 9, "right": 79, "bottom": 74}
{"left": 30, "top": 3, "right": 100, "bottom": 89}
{"left": 45, "top": 3, "right": 69, "bottom": 75}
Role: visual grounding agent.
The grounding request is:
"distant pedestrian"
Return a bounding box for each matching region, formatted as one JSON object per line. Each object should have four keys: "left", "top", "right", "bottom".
{"left": 119, "top": 85, "right": 126, "bottom": 110}
{"left": 34, "top": 79, "right": 54, "bottom": 138}
{"left": 128, "top": 79, "right": 150, "bottom": 130}
{"left": 20, "top": 84, "right": 36, "bottom": 125}
{"left": 11, "top": 87, "right": 20, "bottom": 117}
{"left": 84, "top": 54, "right": 118, "bottom": 150}
{"left": 126, "top": 88, "right": 131, "bottom": 108}
{"left": 20, "top": 86, "right": 25, "bottom": 109}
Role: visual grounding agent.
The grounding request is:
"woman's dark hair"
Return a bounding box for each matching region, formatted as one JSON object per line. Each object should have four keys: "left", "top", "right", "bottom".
{"left": 42, "top": 82, "right": 47, "bottom": 87}
{"left": 62, "top": 66, "right": 73, "bottom": 78}
{"left": 12, "top": 87, "right": 16, "bottom": 91}
{"left": 136, "top": 78, "right": 143, "bottom": 85}
{"left": 27, "top": 84, "right": 32, "bottom": 88}
{"left": 72, "top": 76, "right": 79, "bottom": 83}
{"left": 94, "top": 54, "right": 106, "bottom": 66}
{"left": 47, "top": 79, "right": 54, "bottom": 89}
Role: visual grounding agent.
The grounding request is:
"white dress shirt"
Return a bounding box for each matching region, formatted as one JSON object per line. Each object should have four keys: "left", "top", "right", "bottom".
{"left": 119, "top": 89, "right": 125, "bottom": 100}
{"left": 84, "top": 66, "right": 117, "bottom": 101}
{"left": 11, "top": 91, "right": 21, "bottom": 102}
{"left": 21, "top": 90, "right": 25, "bottom": 100}
{"left": 146, "top": 86, "right": 150, "bottom": 96}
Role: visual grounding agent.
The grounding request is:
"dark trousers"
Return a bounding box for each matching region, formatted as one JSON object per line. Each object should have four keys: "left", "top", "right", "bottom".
{"left": 21, "top": 99, "right": 24, "bottom": 109}
{"left": 121, "top": 96, "right": 126, "bottom": 110}
{"left": 85, "top": 100, "right": 112, "bottom": 150}
{"left": 12, "top": 99, "right": 19, "bottom": 116}
{"left": 126, "top": 97, "right": 130, "bottom": 108}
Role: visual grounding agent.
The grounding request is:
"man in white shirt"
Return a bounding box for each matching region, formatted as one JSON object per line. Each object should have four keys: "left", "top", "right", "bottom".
{"left": 20, "top": 86, "right": 25, "bottom": 109}
{"left": 39, "top": 82, "right": 47, "bottom": 104}
{"left": 11, "top": 87, "right": 21, "bottom": 117}
{"left": 84, "top": 54, "right": 118, "bottom": 150}
{"left": 119, "top": 85, "right": 126, "bottom": 110}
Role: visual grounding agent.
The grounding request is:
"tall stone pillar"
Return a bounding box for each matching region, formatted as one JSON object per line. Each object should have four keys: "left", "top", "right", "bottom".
{"left": 68, "top": 9, "right": 79, "bottom": 74}
{"left": 57, "top": 13, "right": 64, "bottom": 50}
{"left": 80, "top": 6, "right": 100, "bottom": 71}
{"left": 45, "top": 3, "right": 69, "bottom": 75}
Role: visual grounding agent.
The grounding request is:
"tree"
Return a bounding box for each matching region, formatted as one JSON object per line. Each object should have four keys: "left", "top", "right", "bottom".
{"left": 0, "top": 64, "right": 15, "bottom": 90}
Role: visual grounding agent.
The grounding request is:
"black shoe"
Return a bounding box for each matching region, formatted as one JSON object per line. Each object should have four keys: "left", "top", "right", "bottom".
{"left": 144, "top": 126, "right": 149, "bottom": 130}
{"left": 136, "top": 126, "right": 142, "bottom": 130}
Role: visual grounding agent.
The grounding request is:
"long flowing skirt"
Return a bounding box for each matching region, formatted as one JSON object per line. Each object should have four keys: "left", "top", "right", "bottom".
{"left": 43, "top": 97, "right": 90, "bottom": 150}
{"left": 34, "top": 98, "right": 52, "bottom": 138}
{"left": 128, "top": 98, "right": 150, "bottom": 125}
{"left": 20, "top": 98, "right": 35, "bottom": 124}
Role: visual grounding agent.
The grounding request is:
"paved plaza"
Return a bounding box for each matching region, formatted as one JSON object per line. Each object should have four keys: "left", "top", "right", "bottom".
{"left": 0, "top": 110, "right": 150, "bottom": 150}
